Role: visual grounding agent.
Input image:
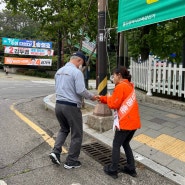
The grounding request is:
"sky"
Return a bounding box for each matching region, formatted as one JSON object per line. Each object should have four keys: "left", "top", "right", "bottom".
{"left": 0, "top": 2, "right": 6, "bottom": 11}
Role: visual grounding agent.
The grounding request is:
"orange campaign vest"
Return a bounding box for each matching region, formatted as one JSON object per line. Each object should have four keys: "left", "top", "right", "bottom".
{"left": 99, "top": 80, "right": 141, "bottom": 131}
{"left": 113, "top": 83, "right": 136, "bottom": 130}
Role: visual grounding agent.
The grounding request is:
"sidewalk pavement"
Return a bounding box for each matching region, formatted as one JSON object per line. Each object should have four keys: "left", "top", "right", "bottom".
{"left": 44, "top": 89, "right": 185, "bottom": 185}
{"left": 2, "top": 71, "right": 185, "bottom": 184}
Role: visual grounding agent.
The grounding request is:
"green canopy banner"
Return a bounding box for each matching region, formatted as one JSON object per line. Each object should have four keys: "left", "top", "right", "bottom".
{"left": 118, "top": 0, "right": 185, "bottom": 32}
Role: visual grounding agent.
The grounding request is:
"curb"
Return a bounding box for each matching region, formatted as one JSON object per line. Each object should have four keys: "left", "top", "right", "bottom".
{"left": 82, "top": 113, "right": 185, "bottom": 185}
{"left": 43, "top": 94, "right": 185, "bottom": 185}
{"left": 135, "top": 90, "right": 185, "bottom": 112}
{"left": 43, "top": 94, "right": 55, "bottom": 111}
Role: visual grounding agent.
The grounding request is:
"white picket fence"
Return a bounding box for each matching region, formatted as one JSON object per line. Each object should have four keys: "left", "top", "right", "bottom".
{"left": 129, "top": 56, "right": 185, "bottom": 98}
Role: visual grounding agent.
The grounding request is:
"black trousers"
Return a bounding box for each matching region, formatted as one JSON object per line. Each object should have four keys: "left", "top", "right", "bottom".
{"left": 111, "top": 129, "right": 136, "bottom": 171}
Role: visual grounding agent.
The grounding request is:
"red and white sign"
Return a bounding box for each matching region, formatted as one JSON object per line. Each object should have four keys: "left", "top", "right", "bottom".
{"left": 4, "top": 46, "right": 54, "bottom": 56}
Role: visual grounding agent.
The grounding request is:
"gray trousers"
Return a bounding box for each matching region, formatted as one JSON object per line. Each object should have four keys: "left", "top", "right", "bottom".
{"left": 53, "top": 103, "right": 83, "bottom": 162}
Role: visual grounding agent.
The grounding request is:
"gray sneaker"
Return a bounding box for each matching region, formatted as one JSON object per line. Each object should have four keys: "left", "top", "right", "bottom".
{"left": 49, "top": 152, "right": 61, "bottom": 165}
{"left": 64, "top": 161, "right": 81, "bottom": 169}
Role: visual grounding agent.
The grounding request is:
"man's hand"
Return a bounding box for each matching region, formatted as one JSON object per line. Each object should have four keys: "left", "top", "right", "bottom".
{"left": 91, "top": 95, "right": 98, "bottom": 101}
{"left": 91, "top": 95, "right": 102, "bottom": 101}
{"left": 96, "top": 95, "right": 100, "bottom": 101}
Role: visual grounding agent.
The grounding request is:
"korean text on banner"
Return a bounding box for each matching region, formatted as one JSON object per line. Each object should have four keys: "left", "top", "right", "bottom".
{"left": 4, "top": 46, "right": 54, "bottom": 56}
{"left": 118, "top": 0, "right": 185, "bottom": 32}
{"left": 2, "top": 37, "right": 52, "bottom": 49}
{"left": 4, "top": 57, "right": 52, "bottom": 66}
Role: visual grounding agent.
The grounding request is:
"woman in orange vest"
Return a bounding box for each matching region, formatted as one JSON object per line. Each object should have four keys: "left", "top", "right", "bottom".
{"left": 97, "top": 66, "right": 141, "bottom": 178}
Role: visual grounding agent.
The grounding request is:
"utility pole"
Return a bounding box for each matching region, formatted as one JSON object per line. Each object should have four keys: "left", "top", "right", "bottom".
{"left": 87, "top": 0, "right": 112, "bottom": 132}
{"left": 117, "top": 32, "right": 129, "bottom": 68}
{"left": 180, "top": 17, "right": 185, "bottom": 101}
{"left": 181, "top": 32, "right": 185, "bottom": 101}
{"left": 118, "top": 32, "right": 124, "bottom": 66}
{"left": 93, "top": 0, "right": 112, "bottom": 117}
{"left": 57, "top": 29, "right": 62, "bottom": 69}
{"left": 97, "top": 0, "right": 107, "bottom": 95}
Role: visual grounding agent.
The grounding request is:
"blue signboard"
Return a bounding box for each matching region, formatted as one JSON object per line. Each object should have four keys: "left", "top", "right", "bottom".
{"left": 2, "top": 37, "right": 52, "bottom": 49}
{"left": 2, "top": 38, "right": 19, "bottom": 46}
{"left": 18, "top": 40, "right": 33, "bottom": 47}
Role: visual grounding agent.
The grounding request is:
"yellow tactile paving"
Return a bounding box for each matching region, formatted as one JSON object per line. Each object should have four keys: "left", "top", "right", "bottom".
{"left": 133, "top": 134, "right": 153, "bottom": 144}
{"left": 155, "top": 134, "right": 176, "bottom": 143}
{"left": 161, "top": 140, "right": 185, "bottom": 157}
{"left": 147, "top": 140, "right": 169, "bottom": 150}
{"left": 179, "top": 153, "right": 185, "bottom": 162}
{"left": 134, "top": 134, "right": 185, "bottom": 162}
{"left": 147, "top": 134, "right": 177, "bottom": 150}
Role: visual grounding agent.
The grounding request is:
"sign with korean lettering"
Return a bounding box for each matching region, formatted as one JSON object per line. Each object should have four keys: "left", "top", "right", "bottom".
{"left": 2, "top": 37, "right": 52, "bottom": 49}
{"left": 4, "top": 57, "right": 52, "bottom": 66}
{"left": 118, "top": 0, "right": 185, "bottom": 32}
{"left": 4, "top": 46, "right": 54, "bottom": 56}
{"left": 74, "top": 37, "right": 96, "bottom": 57}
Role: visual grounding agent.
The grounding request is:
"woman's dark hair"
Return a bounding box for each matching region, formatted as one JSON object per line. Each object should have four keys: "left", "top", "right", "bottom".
{"left": 113, "top": 66, "right": 131, "bottom": 82}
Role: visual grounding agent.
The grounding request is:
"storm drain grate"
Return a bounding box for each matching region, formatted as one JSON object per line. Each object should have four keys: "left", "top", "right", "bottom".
{"left": 82, "top": 142, "right": 126, "bottom": 167}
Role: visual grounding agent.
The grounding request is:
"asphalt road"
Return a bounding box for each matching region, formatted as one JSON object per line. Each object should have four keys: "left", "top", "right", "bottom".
{"left": 0, "top": 73, "right": 177, "bottom": 185}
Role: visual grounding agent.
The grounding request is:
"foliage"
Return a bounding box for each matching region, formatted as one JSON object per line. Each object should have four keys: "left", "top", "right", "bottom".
{"left": 16, "top": 68, "right": 52, "bottom": 78}
{"left": 4, "top": 0, "right": 97, "bottom": 52}
{"left": 2, "top": 0, "right": 118, "bottom": 73}
{"left": 0, "top": 10, "right": 41, "bottom": 39}
{"left": 125, "top": 18, "right": 185, "bottom": 64}
{"left": 3, "top": 0, "right": 185, "bottom": 68}
{"left": 4, "top": 0, "right": 99, "bottom": 71}
{"left": 0, "top": 10, "right": 43, "bottom": 63}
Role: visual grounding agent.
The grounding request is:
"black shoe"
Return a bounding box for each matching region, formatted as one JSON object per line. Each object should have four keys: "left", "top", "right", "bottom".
{"left": 49, "top": 152, "right": 61, "bottom": 165}
{"left": 103, "top": 164, "right": 118, "bottom": 179}
{"left": 121, "top": 166, "right": 137, "bottom": 177}
{"left": 64, "top": 161, "right": 81, "bottom": 169}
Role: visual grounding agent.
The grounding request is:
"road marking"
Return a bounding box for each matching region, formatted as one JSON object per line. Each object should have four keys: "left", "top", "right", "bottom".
{"left": 10, "top": 104, "right": 67, "bottom": 154}
{"left": 32, "top": 80, "right": 54, "bottom": 85}
{"left": 134, "top": 134, "right": 185, "bottom": 162}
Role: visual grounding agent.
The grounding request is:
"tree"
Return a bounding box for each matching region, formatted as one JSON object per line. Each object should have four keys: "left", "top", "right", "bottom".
{"left": 0, "top": 10, "right": 41, "bottom": 39}
{"left": 0, "top": 10, "right": 44, "bottom": 64}
{"left": 5, "top": 0, "right": 97, "bottom": 65}
{"left": 5, "top": 0, "right": 185, "bottom": 66}
{"left": 125, "top": 17, "right": 185, "bottom": 64}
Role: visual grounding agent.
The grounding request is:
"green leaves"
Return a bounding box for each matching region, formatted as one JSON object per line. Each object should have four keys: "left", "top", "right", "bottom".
{"left": 126, "top": 18, "right": 185, "bottom": 63}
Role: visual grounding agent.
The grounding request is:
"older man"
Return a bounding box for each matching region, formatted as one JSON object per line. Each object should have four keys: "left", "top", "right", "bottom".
{"left": 49, "top": 51, "right": 96, "bottom": 169}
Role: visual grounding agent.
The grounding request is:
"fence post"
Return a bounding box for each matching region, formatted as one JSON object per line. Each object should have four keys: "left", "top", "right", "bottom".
{"left": 147, "top": 55, "right": 152, "bottom": 96}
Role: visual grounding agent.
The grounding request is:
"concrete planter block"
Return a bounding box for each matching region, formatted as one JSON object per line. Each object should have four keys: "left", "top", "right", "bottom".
{"left": 86, "top": 114, "right": 113, "bottom": 133}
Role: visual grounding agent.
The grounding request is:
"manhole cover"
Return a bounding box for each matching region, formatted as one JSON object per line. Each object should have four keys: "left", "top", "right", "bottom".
{"left": 82, "top": 142, "right": 126, "bottom": 167}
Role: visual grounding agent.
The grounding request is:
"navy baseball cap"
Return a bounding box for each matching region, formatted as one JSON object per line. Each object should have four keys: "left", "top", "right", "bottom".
{"left": 72, "top": 51, "right": 86, "bottom": 63}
